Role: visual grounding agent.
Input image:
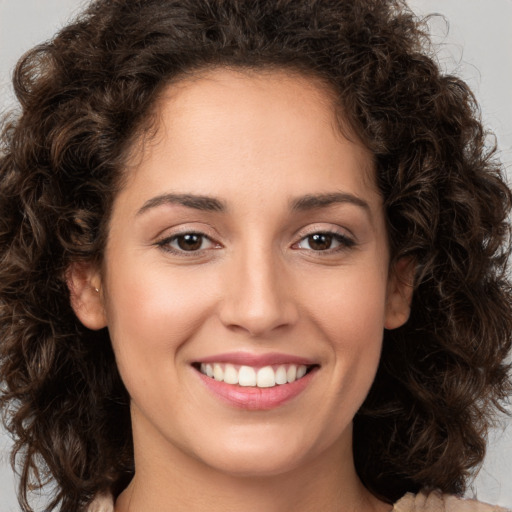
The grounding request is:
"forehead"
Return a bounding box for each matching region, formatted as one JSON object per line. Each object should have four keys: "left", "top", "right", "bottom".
{"left": 121, "top": 67, "right": 377, "bottom": 201}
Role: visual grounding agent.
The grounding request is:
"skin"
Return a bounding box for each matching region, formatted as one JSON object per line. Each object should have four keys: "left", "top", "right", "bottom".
{"left": 70, "top": 68, "right": 412, "bottom": 512}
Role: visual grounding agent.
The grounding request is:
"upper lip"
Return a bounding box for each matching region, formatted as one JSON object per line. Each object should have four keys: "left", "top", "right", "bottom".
{"left": 193, "top": 352, "right": 317, "bottom": 367}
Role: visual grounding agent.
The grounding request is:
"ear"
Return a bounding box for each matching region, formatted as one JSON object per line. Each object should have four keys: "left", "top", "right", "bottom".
{"left": 384, "top": 256, "right": 415, "bottom": 330}
{"left": 66, "top": 262, "right": 107, "bottom": 330}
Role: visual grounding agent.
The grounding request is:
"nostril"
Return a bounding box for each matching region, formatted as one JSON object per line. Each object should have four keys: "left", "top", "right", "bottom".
{"left": 217, "top": 270, "right": 299, "bottom": 336}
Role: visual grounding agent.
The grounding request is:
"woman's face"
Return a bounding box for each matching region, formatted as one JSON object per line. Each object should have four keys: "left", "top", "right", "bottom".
{"left": 74, "top": 69, "right": 411, "bottom": 478}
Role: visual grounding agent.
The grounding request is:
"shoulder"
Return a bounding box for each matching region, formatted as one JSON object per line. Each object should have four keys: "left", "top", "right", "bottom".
{"left": 393, "top": 491, "right": 511, "bottom": 512}
{"left": 86, "top": 492, "right": 115, "bottom": 512}
{"left": 87, "top": 490, "right": 510, "bottom": 512}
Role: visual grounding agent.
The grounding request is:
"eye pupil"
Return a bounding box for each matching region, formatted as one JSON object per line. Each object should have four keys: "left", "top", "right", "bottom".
{"left": 308, "top": 233, "right": 332, "bottom": 250}
{"left": 177, "top": 234, "right": 203, "bottom": 251}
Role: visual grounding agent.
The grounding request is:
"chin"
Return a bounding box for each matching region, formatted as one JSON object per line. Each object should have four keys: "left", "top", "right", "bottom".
{"left": 206, "top": 451, "right": 306, "bottom": 479}
{"left": 188, "top": 427, "right": 325, "bottom": 479}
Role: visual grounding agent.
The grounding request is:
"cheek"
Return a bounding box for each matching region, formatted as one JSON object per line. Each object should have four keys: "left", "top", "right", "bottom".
{"left": 304, "top": 264, "right": 389, "bottom": 344}
{"left": 103, "top": 256, "right": 219, "bottom": 370}
{"left": 302, "top": 263, "right": 388, "bottom": 399}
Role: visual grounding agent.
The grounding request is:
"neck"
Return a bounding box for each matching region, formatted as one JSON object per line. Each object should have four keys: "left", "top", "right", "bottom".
{"left": 115, "top": 423, "right": 390, "bottom": 512}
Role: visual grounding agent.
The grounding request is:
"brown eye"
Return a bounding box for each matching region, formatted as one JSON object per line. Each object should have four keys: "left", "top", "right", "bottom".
{"left": 176, "top": 234, "right": 204, "bottom": 251}
{"left": 296, "top": 232, "right": 354, "bottom": 252}
{"left": 157, "top": 232, "right": 217, "bottom": 253}
{"left": 307, "top": 233, "right": 333, "bottom": 251}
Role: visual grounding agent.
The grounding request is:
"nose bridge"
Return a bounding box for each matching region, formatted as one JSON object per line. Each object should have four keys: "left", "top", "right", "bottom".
{"left": 219, "top": 239, "right": 297, "bottom": 336}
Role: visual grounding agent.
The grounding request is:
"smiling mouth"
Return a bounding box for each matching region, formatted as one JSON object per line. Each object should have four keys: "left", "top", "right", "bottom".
{"left": 193, "top": 362, "right": 317, "bottom": 388}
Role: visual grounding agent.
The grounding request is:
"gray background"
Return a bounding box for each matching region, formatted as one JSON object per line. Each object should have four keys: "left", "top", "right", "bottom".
{"left": 1, "top": 0, "right": 511, "bottom": 509}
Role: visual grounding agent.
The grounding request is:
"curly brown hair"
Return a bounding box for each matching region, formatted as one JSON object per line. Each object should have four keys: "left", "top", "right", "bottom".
{"left": 1, "top": 0, "right": 511, "bottom": 510}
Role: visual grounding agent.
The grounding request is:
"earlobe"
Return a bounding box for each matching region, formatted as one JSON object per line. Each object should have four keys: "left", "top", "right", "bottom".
{"left": 384, "top": 257, "right": 415, "bottom": 330}
{"left": 66, "top": 262, "right": 107, "bottom": 330}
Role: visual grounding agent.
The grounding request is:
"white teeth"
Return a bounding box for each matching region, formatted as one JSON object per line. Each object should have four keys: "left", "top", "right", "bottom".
{"left": 238, "top": 365, "right": 257, "bottom": 386}
{"left": 213, "top": 363, "right": 224, "bottom": 381}
{"left": 223, "top": 363, "right": 238, "bottom": 384}
{"left": 275, "top": 365, "right": 288, "bottom": 385}
{"left": 297, "top": 365, "right": 307, "bottom": 379}
{"left": 198, "top": 362, "right": 312, "bottom": 388}
{"left": 256, "top": 366, "right": 275, "bottom": 388}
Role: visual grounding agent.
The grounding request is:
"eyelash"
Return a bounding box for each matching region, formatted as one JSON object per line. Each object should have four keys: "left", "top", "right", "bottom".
{"left": 293, "top": 231, "right": 356, "bottom": 253}
{"left": 155, "top": 229, "right": 355, "bottom": 256}
{"left": 155, "top": 232, "right": 220, "bottom": 255}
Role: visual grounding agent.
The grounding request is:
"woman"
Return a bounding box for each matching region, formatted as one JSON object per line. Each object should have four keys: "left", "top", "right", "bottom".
{"left": 1, "top": 1, "right": 511, "bottom": 511}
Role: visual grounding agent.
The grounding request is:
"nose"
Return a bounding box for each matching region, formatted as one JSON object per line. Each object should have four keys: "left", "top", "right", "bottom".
{"left": 218, "top": 245, "right": 299, "bottom": 337}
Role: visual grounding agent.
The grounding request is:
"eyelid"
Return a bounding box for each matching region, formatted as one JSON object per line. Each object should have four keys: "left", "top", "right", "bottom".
{"left": 294, "top": 223, "right": 355, "bottom": 242}
{"left": 291, "top": 224, "right": 356, "bottom": 252}
{"left": 154, "top": 227, "right": 223, "bottom": 256}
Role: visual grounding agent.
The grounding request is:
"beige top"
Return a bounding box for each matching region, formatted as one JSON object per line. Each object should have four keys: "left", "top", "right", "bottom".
{"left": 87, "top": 491, "right": 511, "bottom": 511}
{"left": 393, "top": 492, "right": 510, "bottom": 512}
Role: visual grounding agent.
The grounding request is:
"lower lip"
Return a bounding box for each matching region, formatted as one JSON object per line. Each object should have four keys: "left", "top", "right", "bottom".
{"left": 196, "top": 368, "right": 318, "bottom": 410}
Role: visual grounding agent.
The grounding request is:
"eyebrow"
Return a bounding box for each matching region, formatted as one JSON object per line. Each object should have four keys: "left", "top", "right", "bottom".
{"left": 136, "top": 191, "right": 370, "bottom": 217}
{"left": 137, "top": 193, "right": 225, "bottom": 215}
{"left": 290, "top": 192, "right": 370, "bottom": 213}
